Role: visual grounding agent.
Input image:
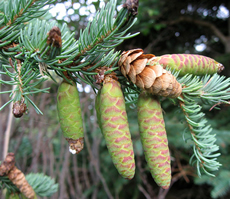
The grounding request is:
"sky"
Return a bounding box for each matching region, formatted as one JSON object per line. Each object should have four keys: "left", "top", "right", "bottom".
{"left": 47, "top": 1, "right": 229, "bottom": 52}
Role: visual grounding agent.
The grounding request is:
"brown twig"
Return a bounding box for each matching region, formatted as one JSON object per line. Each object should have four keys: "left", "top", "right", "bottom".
{"left": 3, "top": 85, "right": 16, "bottom": 159}
{"left": 137, "top": 184, "right": 152, "bottom": 199}
{"left": 136, "top": 154, "right": 156, "bottom": 198}
{"left": 59, "top": 147, "right": 71, "bottom": 199}
{"left": 82, "top": 90, "right": 114, "bottom": 199}
{"left": 72, "top": 155, "right": 84, "bottom": 198}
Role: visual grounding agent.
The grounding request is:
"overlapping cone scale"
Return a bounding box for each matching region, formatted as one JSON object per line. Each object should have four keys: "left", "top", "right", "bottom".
{"left": 57, "top": 80, "right": 84, "bottom": 154}
{"left": 95, "top": 89, "right": 102, "bottom": 130}
{"left": 153, "top": 54, "right": 224, "bottom": 76}
{"left": 8, "top": 167, "right": 36, "bottom": 199}
{"left": 137, "top": 92, "right": 171, "bottom": 189}
{"left": 118, "top": 49, "right": 182, "bottom": 98}
{"left": 99, "top": 76, "right": 135, "bottom": 179}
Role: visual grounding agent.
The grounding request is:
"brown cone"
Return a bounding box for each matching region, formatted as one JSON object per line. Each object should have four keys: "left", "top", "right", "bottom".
{"left": 118, "top": 49, "right": 182, "bottom": 98}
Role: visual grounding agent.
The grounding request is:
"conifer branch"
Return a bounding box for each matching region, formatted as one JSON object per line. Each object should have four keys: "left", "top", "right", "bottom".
{"left": 0, "top": 0, "right": 54, "bottom": 48}
{"left": 179, "top": 98, "right": 221, "bottom": 177}
{"left": 176, "top": 74, "right": 230, "bottom": 176}
{"left": 0, "top": 56, "right": 49, "bottom": 114}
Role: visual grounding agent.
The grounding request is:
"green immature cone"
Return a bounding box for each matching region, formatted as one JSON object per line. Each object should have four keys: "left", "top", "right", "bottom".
{"left": 153, "top": 54, "right": 224, "bottom": 76}
{"left": 6, "top": 193, "right": 32, "bottom": 199}
{"left": 57, "top": 80, "right": 84, "bottom": 154}
{"left": 95, "top": 89, "right": 102, "bottom": 130}
{"left": 6, "top": 192, "right": 20, "bottom": 199}
{"left": 137, "top": 92, "right": 171, "bottom": 189}
{"left": 100, "top": 76, "right": 135, "bottom": 179}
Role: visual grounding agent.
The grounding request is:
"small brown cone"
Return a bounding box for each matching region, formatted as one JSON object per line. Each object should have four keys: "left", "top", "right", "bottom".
{"left": 12, "top": 100, "right": 27, "bottom": 118}
{"left": 118, "top": 49, "right": 182, "bottom": 98}
{"left": 0, "top": 153, "right": 36, "bottom": 199}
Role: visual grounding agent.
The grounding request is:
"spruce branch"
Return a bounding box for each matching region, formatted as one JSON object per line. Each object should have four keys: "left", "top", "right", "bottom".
{"left": 0, "top": 56, "right": 49, "bottom": 114}
{"left": 0, "top": 0, "right": 54, "bottom": 26}
{"left": 0, "top": 0, "right": 54, "bottom": 47}
{"left": 176, "top": 74, "right": 230, "bottom": 177}
{"left": 179, "top": 98, "right": 221, "bottom": 177}
{"left": 178, "top": 74, "right": 230, "bottom": 107}
{"left": 45, "top": 0, "right": 139, "bottom": 83}
{"left": 1, "top": 0, "right": 139, "bottom": 91}
{"left": 25, "top": 173, "right": 58, "bottom": 197}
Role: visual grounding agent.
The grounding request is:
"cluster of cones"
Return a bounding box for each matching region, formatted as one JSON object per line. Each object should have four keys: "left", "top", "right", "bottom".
{"left": 95, "top": 75, "right": 172, "bottom": 189}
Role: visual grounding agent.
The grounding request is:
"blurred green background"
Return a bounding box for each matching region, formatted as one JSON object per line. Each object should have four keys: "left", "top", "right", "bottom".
{"left": 1, "top": 0, "right": 230, "bottom": 198}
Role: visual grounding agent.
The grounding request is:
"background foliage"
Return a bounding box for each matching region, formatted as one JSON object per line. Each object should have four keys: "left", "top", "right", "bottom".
{"left": 1, "top": 0, "right": 230, "bottom": 198}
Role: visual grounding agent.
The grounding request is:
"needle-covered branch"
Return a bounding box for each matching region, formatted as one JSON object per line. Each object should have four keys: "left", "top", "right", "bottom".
{"left": 1, "top": 0, "right": 230, "bottom": 192}
{"left": 0, "top": 0, "right": 139, "bottom": 114}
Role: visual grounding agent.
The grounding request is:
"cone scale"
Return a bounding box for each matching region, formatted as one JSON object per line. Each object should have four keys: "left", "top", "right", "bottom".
{"left": 118, "top": 49, "right": 182, "bottom": 98}
{"left": 99, "top": 76, "right": 135, "bottom": 179}
{"left": 153, "top": 54, "right": 224, "bottom": 76}
{"left": 137, "top": 92, "right": 171, "bottom": 189}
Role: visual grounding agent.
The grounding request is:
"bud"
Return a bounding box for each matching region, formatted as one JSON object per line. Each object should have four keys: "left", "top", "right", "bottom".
{"left": 12, "top": 100, "right": 27, "bottom": 118}
{"left": 47, "top": 26, "right": 62, "bottom": 48}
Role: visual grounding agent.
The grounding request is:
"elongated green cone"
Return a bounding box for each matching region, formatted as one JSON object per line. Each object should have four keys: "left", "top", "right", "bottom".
{"left": 95, "top": 89, "right": 102, "bottom": 130}
{"left": 57, "top": 80, "right": 84, "bottom": 154}
{"left": 137, "top": 92, "right": 171, "bottom": 189}
{"left": 100, "top": 77, "right": 135, "bottom": 179}
{"left": 154, "top": 54, "right": 224, "bottom": 76}
{"left": 6, "top": 193, "right": 20, "bottom": 199}
{"left": 6, "top": 192, "right": 36, "bottom": 199}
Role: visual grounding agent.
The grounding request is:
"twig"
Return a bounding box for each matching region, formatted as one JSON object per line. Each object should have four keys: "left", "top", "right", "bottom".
{"left": 136, "top": 153, "right": 156, "bottom": 198}
{"left": 67, "top": 173, "right": 76, "bottom": 198}
{"left": 137, "top": 184, "right": 152, "bottom": 199}
{"left": 72, "top": 155, "right": 84, "bottom": 198}
{"left": 59, "top": 146, "right": 71, "bottom": 199}
{"left": 3, "top": 85, "right": 17, "bottom": 159}
{"left": 84, "top": 112, "right": 114, "bottom": 199}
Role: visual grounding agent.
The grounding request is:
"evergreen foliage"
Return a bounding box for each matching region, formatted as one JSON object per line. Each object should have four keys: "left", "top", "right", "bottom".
{"left": 25, "top": 173, "right": 58, "bottom": 197}
{"left": 1, "top": 0, "right": 230, "bottom": 198}
{"left": 0, "top": 176, "right": 19, "bottom": 193}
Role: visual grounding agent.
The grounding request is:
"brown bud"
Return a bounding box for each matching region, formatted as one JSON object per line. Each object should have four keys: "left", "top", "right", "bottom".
{"left": 12, "top": 100, "right": 27, "bottom": 118}
{"left": 95, "top": 68, "right": 106, "bottom": 84}
{"left": 47, "top": 26, "right": 62, "bottom": 48}
{"left": 123, "top": 0, "right": 139, "bottom": 15}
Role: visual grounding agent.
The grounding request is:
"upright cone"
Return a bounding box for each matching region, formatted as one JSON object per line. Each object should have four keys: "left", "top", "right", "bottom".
{"left": 137, "top": 92, "right": 171, "bottom": 189}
